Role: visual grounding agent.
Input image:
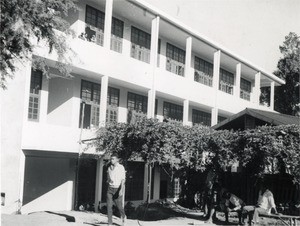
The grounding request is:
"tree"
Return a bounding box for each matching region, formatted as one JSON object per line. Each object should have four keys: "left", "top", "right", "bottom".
{"left": 0, "top": 0, "right": 77, "bottom": 89}
{"left": 274, "top": 32, "right": 300, "bottom": 116}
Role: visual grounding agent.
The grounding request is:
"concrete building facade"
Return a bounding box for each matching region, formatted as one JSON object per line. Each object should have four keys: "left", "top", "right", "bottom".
{"left": 1, "top": 0, "right": 284, "bottom": 214}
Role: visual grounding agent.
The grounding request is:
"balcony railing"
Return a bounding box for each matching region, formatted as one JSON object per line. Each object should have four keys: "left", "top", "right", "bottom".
{"left": 110, "top": 34, "right": 123, "bottom": 53}
{"left": 130, "top": 44, "right": 150, "bottom": 63}
{"left": 106, "top": 105, "right": 118, "bottom": 123}
{"left": 219, "top": 81, "right": 233, "bottom": 95}
{"left": 78, "top": 25, "right": 104, "bottom": 46}
{"left": 240, "top": 89, "right": 251, "bottom": 101}
{"left": 166, "top": 58, "right": 185, "bottom": 76}
{"left": 194, "top": 69, "right": 213, "bottom": 87}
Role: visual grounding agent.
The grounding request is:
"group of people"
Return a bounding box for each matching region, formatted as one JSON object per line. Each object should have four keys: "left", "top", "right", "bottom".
{"left": 105, "top": 154, "right": 280, "bottom": 226}
{"left": 203, "top": 169, "right": 279, "bottom": 225}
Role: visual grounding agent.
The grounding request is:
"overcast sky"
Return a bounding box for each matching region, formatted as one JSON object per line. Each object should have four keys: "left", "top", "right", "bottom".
{"left": 144, "top": 0, "right": 300, "bottom": 74}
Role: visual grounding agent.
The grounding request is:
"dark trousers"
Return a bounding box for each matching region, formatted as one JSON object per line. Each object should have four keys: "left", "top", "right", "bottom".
{"left": 107, "top": 186, "right": 126, "bottom": 224}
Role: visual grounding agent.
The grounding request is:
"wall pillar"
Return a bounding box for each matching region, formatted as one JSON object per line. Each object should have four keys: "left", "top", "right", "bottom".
{"left": 39, "top": 76, "right": 49, "bottom": 123}
{"left": 99, "top": 75, "right": 108, "bottom": 126}
{"left": 147, "top": 16, "right": 160, "bottom": 119}
{"left": 147, "top": 89, "right": 156, "bottom": 119}
{"left": 183, "top": 99, "right": 189, "bottom": 126}
{"left": 211, "top": 107, "right": 218, "bottom": 126}
{"left": 270, "top": 81, "right": 275, "bottom": 110}
{"left": 253, "top": 72, "right": 261, "bottom": 104}
{"left": 235, "top": 63, "right": 241, "bottom": 98}
{"left": 213, "top": 50, "right": 221, "bottom": 91}
{"left": 103, "top": 0, "right": 113, "bottom": 49}
{"left": 185, "top": 37, "right": 192, "bottom": 80}
{"left": 94, "top": 158, "right": 104, "bottom": 212}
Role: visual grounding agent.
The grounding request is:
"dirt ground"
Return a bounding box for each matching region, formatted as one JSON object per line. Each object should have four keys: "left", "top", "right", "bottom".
{"left": 1, "top": 209, "right": 298, "bottom": 226}
{"left": 1, "top": 211, "right": 209, "bottom": 226}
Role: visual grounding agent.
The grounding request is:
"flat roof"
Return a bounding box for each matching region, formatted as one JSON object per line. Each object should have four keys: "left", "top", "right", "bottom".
{"left": 129, "top": 0, "right": 285, "bottom": 85}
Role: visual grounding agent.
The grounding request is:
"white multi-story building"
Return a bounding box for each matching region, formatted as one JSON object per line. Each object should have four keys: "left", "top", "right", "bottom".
{"left": 1, "top": 0, "right": 284, "bottom": 214}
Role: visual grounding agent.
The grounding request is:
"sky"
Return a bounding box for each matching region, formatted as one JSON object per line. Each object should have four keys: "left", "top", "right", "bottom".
{"left": 144, "top": 0, "right": 300, "bottom": 74}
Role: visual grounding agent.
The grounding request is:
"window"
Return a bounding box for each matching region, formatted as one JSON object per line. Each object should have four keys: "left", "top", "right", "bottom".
{"left": 28, "top": 70, "right": 42, "bottom": 121}
{"left": 111, "top": 17, "right": 124, "bottom": 53}
{"left": 127, "top": 92, "right": 148, "bottom": 114}
{"left": 194, "top": 56, "right": 213, "bottom": 87}
{"left": 240, "top": 78, "right": 251, "bottom": 101}
{"left": 163, "top": 101, "right": 183, "bottom": 121}
{"left": 79, "top": 80, "right": 101, "bottom": 129}
{"left": 219, "top": 68, "right": 234, "bottom": 94}
{"left": 86, "top": 5, "right": 105, "bottom": 30}
{"left": 166, "top": 43, "right": 185, "bottom": 76}
{"left": 85, "top": 5, "right": 105, "bottom": 45}
{"left": 192, "top": 109, "right": 211, "bottom": 126}
{"left": 106, "top": 87, "right": 120, "bottom": 123}
{"left": 218, "top": 115, "right": 227, "bottom": 124}
{"left": 131, "top": 26, "right": 151, "bottom": 63}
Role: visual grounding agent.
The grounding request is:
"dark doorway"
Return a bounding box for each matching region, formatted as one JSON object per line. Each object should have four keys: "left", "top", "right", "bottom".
{"left": 77, "top": 158, "right": 97, "bottom": 210}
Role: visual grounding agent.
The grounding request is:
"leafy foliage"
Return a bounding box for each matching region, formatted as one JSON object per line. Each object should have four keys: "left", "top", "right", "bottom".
{"left": 0, "top": 0, "right": 77, "bottom": 89}
{"left": 261, "top": 32, "right": 300, "bottom": 115}
{"left": 92, "top": 115, "right": 300, "bottom": 184}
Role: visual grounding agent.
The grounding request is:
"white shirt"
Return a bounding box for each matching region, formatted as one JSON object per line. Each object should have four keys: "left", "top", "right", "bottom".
{"left": 107, "top": 163, "right": 126, "bottom": 188}
{"left": 257, "top": 189, "right": 276, "bottom": 214}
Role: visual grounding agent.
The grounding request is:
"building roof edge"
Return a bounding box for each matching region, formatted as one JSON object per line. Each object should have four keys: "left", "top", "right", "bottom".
{"left": 129, "top": 0, "right": 285, "bottom": 85}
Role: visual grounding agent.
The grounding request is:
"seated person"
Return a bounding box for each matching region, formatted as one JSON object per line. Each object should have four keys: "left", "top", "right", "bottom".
{"left": 220, "top": 191, "right": 245, "bottom": 225}
{"left": 243, "top": 183, "right": 278, "bottom": 225}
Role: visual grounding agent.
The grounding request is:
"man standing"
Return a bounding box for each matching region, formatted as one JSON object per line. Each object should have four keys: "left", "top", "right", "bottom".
{"left": 107, "top": 153, "right": 126, "bottom": 226}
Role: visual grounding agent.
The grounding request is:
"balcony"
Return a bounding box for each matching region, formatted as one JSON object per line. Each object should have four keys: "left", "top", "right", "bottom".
{"left": 110, "top": 34, "right": 123, "bottom": 53}
{"left": 219, "top": 81, "right": 233, "bottom": 95}
{"left": 131, "top": 43, "right": 150, "bottom": 63}
{"left": 166, "top": 58, "right": 185, "bottom": 76}
{"left": 194, "top": 69, "right": 213, "bottom": 87}
{"left": 78, "top": 25, "right": 104, "bottom": 46}
{"left": 106, "top": 105, "right": 118, "bottom": 123}
{"left": 240, "top": 90, "right": 251, "bottom": 101}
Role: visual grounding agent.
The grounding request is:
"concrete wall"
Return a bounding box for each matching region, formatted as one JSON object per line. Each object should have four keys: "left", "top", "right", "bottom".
{"left": 1, "top": 62, "right": 31, "bottom": 214}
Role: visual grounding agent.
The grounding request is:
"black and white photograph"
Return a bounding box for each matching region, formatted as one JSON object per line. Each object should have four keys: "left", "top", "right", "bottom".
{"left": 1, "top": 0, "right": 299, "bottom": 225}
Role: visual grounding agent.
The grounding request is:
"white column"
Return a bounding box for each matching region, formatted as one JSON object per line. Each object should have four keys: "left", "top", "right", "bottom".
{"left": 147, "top": 16, "right": 159, "bottom": 119}
{"left": 183, "top": 99, "right": 189, "bottom": 126}
{"left": 253, "top": 72, "right": 261, "bottom": 104}
{"left": 94, "top": 158, "right": 104, "bottom": 212}
{"left": 143, "top": 163, "right": 149, "bottom": 201}
{"left": 39, "top": 76, "right": 49, "bottom": 123}
{"left": 213, "top": 50, "right": 221, "bottom": 90}
{"left": 185, "top": 37, "right": 192, "bottom": 80}
{"left": 270, "top": 81, "right": 275, "bottom": 110}
{"left": 211, "top": 107, "right": 218, "bottom": 126}
{"left": 147, "top": 89, "right": 156, "bottom": 119}
{"left": 150, "top": 16, "right": 160, "bottom": 66}
{"left": 99, "top": 75, "right": 108, "bottom": 126}
{"left": 103, "top": 0, "right": 113, "bottom": 49}
{"left": 235, "top": 63, "right": 241, "bottom": 98}
{"left": 212, "top": 50, "right": 221, "bottom": 126}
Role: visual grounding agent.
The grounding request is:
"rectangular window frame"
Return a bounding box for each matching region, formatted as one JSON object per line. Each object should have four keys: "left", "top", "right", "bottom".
{"left": 79, "top": 80, "right": 101, "bottom": 129}
{"left": 127, "top": 92, "right": 148, "bottom": 114}
{"left": 192, "top": 109, "right": 211, "bottom": 126}
{"left": 163, "top": 101, "right": 183, "bottom": 121}
{"left": 28, "top": 70, "right": 42, "bottom": 121}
